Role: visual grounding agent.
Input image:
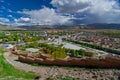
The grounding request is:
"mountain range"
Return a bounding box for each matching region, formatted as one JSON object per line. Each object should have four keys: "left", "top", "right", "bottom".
{"left": 0, "top": 24, "right": 15, "bottom": 30}
{"left": 0, "top": 23, "right": 120, "bottom": 30}
{"left": 17, "top": 23, "right": 120, "bottom": 30}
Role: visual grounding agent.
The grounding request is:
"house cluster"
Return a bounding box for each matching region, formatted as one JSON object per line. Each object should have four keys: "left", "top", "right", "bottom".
{"left": 67, "top": 32, "right": 120, "bottom": 51}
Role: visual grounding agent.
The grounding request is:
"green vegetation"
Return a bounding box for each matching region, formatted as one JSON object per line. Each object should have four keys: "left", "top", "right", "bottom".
{"left": 0, "top": 48, "right": 5, "bottom": 54}
{"left": 22, "top": 42, "right": 94, "bottom": 58}
{"left": 69, "top": 49, "right": 94, "bottom": 57}
{"left": 40, "top": 43, "right": 67, "bottom": 59}
{"left": 0, "top": 48, "right": 35, "bottom": 80}
{"left": 0, "top": 31, "right": 44, "bottom": 43}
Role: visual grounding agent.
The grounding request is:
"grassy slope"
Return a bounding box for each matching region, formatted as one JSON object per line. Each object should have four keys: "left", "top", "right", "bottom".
{"left": 0, "top": 48, "right": 35, "bottom": 80}
{"left": 0, "top": 48, "right": 79, "bottom": 80}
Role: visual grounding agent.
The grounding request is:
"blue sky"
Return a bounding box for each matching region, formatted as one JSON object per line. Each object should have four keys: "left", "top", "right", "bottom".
{"left": 0, "top": 0, "right": 120, "bottom": 26}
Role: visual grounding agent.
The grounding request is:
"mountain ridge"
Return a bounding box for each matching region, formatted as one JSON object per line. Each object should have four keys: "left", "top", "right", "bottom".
{"left": 0, "top": 24, "right": 15, "bottom": 30}
{"left": 17, "top": 23, "right": 120, "bottom": 30}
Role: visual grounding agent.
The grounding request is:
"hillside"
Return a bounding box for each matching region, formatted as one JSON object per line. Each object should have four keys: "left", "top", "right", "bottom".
{"left": 0, "top": 24, "right": 15, "bottom": 30}
{"left": 17, "top": 23, "right": 120, "bottom": 30}
{"left": 84, "top": 23, "right": 120, "bottom": 29}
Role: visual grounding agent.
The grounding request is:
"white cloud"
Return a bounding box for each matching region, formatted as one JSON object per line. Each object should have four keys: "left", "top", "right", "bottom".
{"left": 51, "top": 0, "right": 120, "bottom": 24}
{"left": 0, "top": 17, "right": 9, "bottom": 22}
{"left": 12, "top": 22, "right": 27, "bottom": 26}
{"left": 18, "top": 17, "right": 30, "bottom": 22}
{"left": 0, "top": 17, "right": 10, "bottom": 24}
{"left": 10, "top": 0, "right": 120, "bottom": 26}
{"left": 21, "top": 17, "right": 30, "bottom": 22}
{"left": 19, "top": 7, "right": 72, "bottom": 25}
{"left": 13, "top": 17, "right": 31, "bottom": 26}
{"left": 14, "top": 17, "right": 30, "bottom": 22}
{"left": 51, "top": 0, "right": 91, "bottom": 13}
{"left": 8, "top": 15, "right": 13, "bottom": 18}
{"left": 51, "top": 0, "right": 120, "bottom": 13}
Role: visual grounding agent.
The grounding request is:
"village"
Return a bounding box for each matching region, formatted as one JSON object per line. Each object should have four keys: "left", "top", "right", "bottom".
{"left": 0, "top": 30, "right": 119, "bottom": 80}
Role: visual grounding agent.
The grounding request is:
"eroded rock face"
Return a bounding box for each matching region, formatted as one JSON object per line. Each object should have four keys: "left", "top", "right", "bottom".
{"left": 18, "top": 56, "right": 26, "bottom": 63}
{"left": 40, "top": 53, "right": 49, "bottom": 59}
{"left": 54, "top": 59, "right": 68, "bottom": 66}
{"left": 5, "top": 52, "right": 120, "bottom": 80}
{"left": 18, "top": 54, "right": 120, "bottom": 69}
{"left": 35, "top": 58, "right": 44, "bottom": 64}
{"left": 11, "top": 47, "right": 120, "bottom": 69}
{"left": 11, "top": 51, "right": 19, "bottom": 55}
{"left": 25, "top": 57, "right": 35, "bottom": 63}
{"left": 19, "top": 53, "right": 28, "bottom": 57}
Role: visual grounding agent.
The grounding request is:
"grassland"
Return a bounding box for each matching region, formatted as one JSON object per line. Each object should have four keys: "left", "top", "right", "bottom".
{"left": 0, "top": 48, "right": 35, "bottom": 80}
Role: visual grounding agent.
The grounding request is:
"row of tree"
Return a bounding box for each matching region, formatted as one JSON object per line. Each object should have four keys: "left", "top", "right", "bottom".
{"left": 63, "top": 39, "right": 120, "bottom": 55}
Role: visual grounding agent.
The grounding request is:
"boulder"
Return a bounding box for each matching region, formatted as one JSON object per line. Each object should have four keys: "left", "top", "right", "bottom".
{"left": 35, "top": 58, "right": 44, "bottom": 64}
{"left": 18, "top": 56, "right": 27, "bottom": 63}
{"left": 25, "top": 57, "right": 35, "bottom": 63}
{"left": 19, "top": 53, "right": 28, "bottom": 57}
{"left": 40, "top": 53, "right": 49, "bottom": 59}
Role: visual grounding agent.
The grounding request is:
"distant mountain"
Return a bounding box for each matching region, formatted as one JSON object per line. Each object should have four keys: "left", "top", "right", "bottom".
{"left": 84, "top": 23, "right": 120, "bottom": 29}
{"left": 17, "top": 23, "right": 120, "bottom": 30}
{"left": 0, "top": 24, "right": 15, "bottom": 30}
{"left": 17, "top": 25, "right": 59, "bottom": 30}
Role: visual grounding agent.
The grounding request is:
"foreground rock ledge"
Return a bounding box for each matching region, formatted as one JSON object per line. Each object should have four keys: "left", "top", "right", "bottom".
{"left": 4, "top": 52, "right": 120, "bottom": 80}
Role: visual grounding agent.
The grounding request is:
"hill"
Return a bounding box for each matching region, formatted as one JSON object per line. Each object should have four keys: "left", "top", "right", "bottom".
{"left": 84, "top": 23, "right": 120, "bottom": 29}
{"left": 17, "top": 23, "right": 120, "bottom": 30}
{"left": 0, "top": 24, "right": 15, "bottom": 30}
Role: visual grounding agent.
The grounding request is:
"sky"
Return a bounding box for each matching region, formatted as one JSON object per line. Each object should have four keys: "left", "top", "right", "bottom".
{"left": 0, "top": 0, "right": 120, "bottom": 26}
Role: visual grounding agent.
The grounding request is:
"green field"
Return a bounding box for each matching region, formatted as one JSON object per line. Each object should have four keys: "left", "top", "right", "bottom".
{"left": 0, "top": 48, "right": 35, "bottom": 80}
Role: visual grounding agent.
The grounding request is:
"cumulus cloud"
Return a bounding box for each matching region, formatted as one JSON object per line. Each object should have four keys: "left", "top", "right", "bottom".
{"left": 19, "top": 7, "right": 72, "bottom": 25}
{"left": 8, "top": 15, "right": 13, "bottom": 18}
{"left": 0, "top": 17, "right": 10, "bottom": 25}
{"left": 51, "top": 0, "right": 91, "bottom": 13}
{"left": 14, "top": 17, "right": 30, "bottom": 22}
{"left": 51, "top": 0, "right": 120, "bottom": 24}
{"left": 13, "top": 17, "right": 31, "bottom": 26}
{"left": 11, "top": 0, "right": 120, "bottom": 26}
{"left": 0, "top": 17, "right": 9, "bottom": 23}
